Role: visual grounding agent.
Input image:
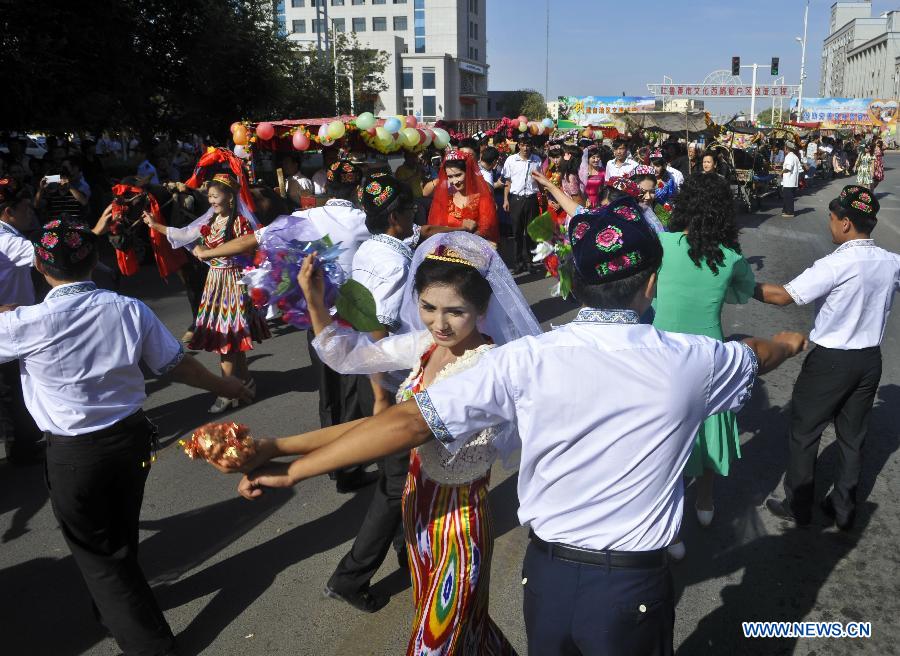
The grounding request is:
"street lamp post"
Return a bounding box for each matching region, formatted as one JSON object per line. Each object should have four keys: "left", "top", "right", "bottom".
{"left": 796, "top": 0, "right": 809, "bottom": 120}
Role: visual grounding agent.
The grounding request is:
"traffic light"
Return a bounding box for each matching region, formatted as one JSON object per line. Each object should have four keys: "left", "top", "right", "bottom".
{"left": 732, "top": 56, "right": 741, "bottom": 76}
{"left": 771, "top": 57, "right": 780, "bottom": 75}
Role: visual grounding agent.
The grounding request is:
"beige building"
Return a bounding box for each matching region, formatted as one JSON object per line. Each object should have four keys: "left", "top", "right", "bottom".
{"left": 276, "top": 0, "right": 488, "bottom": 121}
{"left": 820, "top": 1, "right": 900, "bottom": 98}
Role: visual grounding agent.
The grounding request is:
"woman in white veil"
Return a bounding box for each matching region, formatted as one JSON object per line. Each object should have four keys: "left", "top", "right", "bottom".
{"left": 257, "top": 231, "right": 539, "bottom": 654}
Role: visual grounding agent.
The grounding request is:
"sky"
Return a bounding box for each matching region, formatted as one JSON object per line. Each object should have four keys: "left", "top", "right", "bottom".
{"left": 485, "top": 0, "right": 900, "bottom": 118}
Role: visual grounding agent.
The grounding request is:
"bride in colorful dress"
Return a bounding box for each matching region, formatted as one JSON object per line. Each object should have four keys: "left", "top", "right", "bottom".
{"left": 226, "top": 232, "right": 540, "bottom": 654}
{"left": 427, "top": 149, "right": 499, "bottom": 243}
{"left": 144, "top": 173, "right": 269, "bottom": 412}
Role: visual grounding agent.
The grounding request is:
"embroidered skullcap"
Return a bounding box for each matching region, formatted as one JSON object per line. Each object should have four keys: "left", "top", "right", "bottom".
{"left": 210, "top": 173, "right": 238, "bottom": 190}
{"left": 649, "top": 148, "right": 665, "bottom": 161}
{"left": 359, "top": 173, "right": 409, "bottom": 216}
{"left": 515, "top": 133, "right": 533, "bottom": 144}
{"left": 605, "top": 176, "right": 641, "bottom": 199}
{"left": 326, "top": 159, "right": 363, "bottom": 186}
{"left": 33, "top": 218, "right": 98, "bottom": 272}
{"left": 837, "top": 185, "right": 879, "bottom": 223}
{"left": 567, "top": 198, "right": 663, "bottom": 284}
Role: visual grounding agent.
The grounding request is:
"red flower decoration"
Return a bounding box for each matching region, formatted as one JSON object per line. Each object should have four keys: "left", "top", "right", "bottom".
{"left": 199, "top": 225, "right": 211, "bottom": 237}
{"left": 545, "top": 253, "right": 560, "bottom": 278}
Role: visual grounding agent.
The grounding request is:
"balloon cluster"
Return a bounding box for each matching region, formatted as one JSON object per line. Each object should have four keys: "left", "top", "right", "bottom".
{"left": 241, "top": 237, "right": 346, "bottom": 330}
{"left": 180, "top": 422, "right": 256, "bottom": 465}
{"left": 513, "top": 115, "right": 556, "bottom": 137}
{"left": 354, "top": 111, "right": 450, "bottom": 154}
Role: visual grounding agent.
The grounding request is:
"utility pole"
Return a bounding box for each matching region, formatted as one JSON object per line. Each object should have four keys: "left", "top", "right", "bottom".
{"left": 797, "top": 0, "right": 809, "bottom": 120}
{"left": 545, "top": 0, "right": 550, "bottom": 103}
{"left": 332, "top": 21, "right": 339, "bottom": 114}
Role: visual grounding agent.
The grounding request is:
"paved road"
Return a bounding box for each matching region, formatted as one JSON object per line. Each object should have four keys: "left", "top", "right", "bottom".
{"left": 2, "top": 159, "right": 900, "bottom": 655}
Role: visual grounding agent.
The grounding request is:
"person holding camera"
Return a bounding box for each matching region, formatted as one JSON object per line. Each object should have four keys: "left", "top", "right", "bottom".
{"left": 34, "top": 157, "right": 90, "bottom": 222}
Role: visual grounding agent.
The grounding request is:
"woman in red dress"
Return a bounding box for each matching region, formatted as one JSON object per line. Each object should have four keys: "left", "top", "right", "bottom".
{"left": 427, "top": 149, "right": 499, "bottom": 243}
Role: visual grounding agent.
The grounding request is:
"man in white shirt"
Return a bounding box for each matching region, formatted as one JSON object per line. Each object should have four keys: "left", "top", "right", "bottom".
{"left": 280, "top": 153, "right": 314, "bottom": 207}
{"left": 502, "top": 134, "right": 543, "bottom": 273}
{"left": 0, "top": 220, "right": 251, "bottom": 656}
{"left": 312, "top": 146, "right": 340, "bottom": 196}
{"left": 237, "top": 205, "right": 805, "bottom": 653}
{"left": 605, "top": 138, "right": 638, "bottom": 179}
{"left": 781, "top": 142, "right": 801, "bottom": 218}
{"left": 756, "top": 186, "right": 899, "bottom": 530}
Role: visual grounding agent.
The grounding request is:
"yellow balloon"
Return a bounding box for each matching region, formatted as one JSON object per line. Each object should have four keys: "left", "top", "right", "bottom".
{"left": 327, "top": 120, "right": 346, "bottom": 140}
{"left": 375, "top": 126, "right": 392, "bottom": 147}
{"left": 401, "top": 127, "right": 420, "bottom": 147}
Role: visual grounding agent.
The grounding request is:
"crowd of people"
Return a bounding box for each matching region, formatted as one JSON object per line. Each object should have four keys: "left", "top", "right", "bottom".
{"left": 0, "top": 121, "right": 898, "bottom": 656}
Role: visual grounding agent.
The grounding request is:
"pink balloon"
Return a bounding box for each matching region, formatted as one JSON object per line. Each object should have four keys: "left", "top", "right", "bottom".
{"left": 256, "top": 122, "right": 275, "bottom": 140}
{"left": 518, "top": 115, "right": 528, "bottom": 124}
{"left": 416, "top": 128, "right": 427, "bottom": 142}
{"left": 367, "top": 128, "right": 377, "bottom": 136}
{"left": 292, "top": 131, "right": 310, "bottom": 151}
{"left": 406, "top": 115, "right": 418, "bottom": 128}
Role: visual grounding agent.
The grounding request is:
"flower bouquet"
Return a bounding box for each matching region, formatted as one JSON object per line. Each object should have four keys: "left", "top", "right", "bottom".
{"left": 180, "top": 422, "right": 256, "bottom": 467}
{"left": 528, "top": 211, "right": 574, "bottom": 299}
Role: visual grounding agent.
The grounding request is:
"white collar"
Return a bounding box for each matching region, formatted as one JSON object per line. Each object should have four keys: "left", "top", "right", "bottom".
{"left": 370, "top": 233, "right": 413, "bottom": 261}
{"left": 45, "top": 281, "right": 97, "bottom": 300}
{"left": 573, "top": 308, "right": 640, "bottom": 325}
{"left": 325, "top": 199, "right": 355, "bottom": 208}
{"left": 834, "top": 239, "right": 875, "bottom": 254}
{"left": 0, "top": 221, "right": 25, "bottom": 238}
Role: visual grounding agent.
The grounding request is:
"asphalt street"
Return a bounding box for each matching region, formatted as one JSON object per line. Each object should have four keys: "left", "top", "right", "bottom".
{"left": 2, "top": 158, "right": 900, "bottom": 655}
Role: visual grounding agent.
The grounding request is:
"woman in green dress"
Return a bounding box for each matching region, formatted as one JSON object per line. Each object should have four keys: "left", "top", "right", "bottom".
{"left": 652, "top": 174, "right": 756, "bottom": 559}
{"left": 854, "top": 142, "right": 875, "bottom": 190}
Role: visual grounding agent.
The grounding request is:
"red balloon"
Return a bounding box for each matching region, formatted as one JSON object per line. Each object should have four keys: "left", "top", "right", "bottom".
{"left": 406, "top": 115, "right": 418, "bottom": 128}
{"left": 256, "top": 122, "right": 275, "bottom": 140}
{"left": 518, "top": 115, "right": 528, "bottom": 124}
{"left": 292, "top": 131, "right": 310, "bottom": 151}
{"left": 367, "top": 128, "right": 377, "bottom": 136}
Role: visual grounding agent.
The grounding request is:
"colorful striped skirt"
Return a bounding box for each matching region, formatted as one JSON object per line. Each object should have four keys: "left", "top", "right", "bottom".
{"left": 402, "top": 451, "right": 516, "bottom": 656}
{"left": 189, "top": 266, "right": 270, "bottom": 354}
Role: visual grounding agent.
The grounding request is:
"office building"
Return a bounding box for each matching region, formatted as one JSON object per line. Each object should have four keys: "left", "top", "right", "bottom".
{"left": 821, "top": 1, "right": 900, "bottom": 98}
{"left": 276, "top": 0, "right": 488, "bottom": 121}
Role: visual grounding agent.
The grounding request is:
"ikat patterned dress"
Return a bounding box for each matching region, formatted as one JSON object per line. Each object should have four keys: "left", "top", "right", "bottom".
{"left": 189, "top": 213, "right": 270, "bottom": 353}
{"left": 398, "top": 342, "right": 516, "bottom": 656}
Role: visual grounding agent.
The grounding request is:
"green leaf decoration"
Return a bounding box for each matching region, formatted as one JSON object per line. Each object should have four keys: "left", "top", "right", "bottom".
{"left": 275, "top": 270, "right": 292, "bottom": 296}
{"left": 335, "top": 279, "right": 382, "bottom": 332}
{"left": 527, "top": 211, "right": 556, "bottom": 243}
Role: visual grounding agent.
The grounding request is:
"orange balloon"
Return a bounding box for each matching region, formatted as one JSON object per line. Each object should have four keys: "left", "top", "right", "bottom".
{"left": 233, "top": 125, "right": 249, "bottom": 146}
{"left": 230, "top": 121, "right": 242, "bottom": 134}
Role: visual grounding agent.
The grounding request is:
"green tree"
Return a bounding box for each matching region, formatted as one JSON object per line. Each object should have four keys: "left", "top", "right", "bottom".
{"left": 520, "top": 91, "right": 549, "bottom": 120}
{"left": 0, "top": 1, "right": 389, "bottom": 140}
{"left": 756, "top": 108, "right": 786, "bottom": 125}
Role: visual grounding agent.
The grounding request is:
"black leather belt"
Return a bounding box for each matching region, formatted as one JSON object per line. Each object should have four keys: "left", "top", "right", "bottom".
{"left": 529, "top": 530, "right": 668, "bottom": 568}
{"left": 510, "top": 192, "right": 537, "bottom": 198}
{"left": 45, "top": 410, "right": 152, "bottom": 444}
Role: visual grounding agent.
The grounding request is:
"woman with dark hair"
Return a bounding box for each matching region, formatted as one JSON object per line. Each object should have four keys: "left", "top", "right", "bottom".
{"left": 652, "top": 174, "right": 757, "bottom": 559}
{"left": 854, "top": 142, "right": 875, "bottom": 190}
{"left": 650, "top": 149, "right": 678, "bottom": 202}
{"left": 427, "top": 150, "right": 499, "bottom": 242}
{"left": 240, "top": 231, "right": 541, "bottom": 655}
{"left": 872, "top": 139, "right": 885, "bottom": 190}
{"left": 558, "top": 145, "right": 584, "bottom": 203}
{"left": 144, "top": 173, "right": 269, "bottom": 412}
{"left": 578, "top": 145, "right": 606, "bottom": 208}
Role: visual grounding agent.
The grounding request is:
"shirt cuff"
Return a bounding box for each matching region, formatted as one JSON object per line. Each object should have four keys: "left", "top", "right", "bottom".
{"left": 377, "top": 314, "right": 401, "bottom": 333}
{"left": 737, "top": 342, "right": 759, "bottom": 407}
{"left": 156, "top": 344, "right": 185, "bottom": 375}
{"left": 414, "top": 390, "right": 454, "bottom": 445}
{"left": 783, "top": 282, "right": 805, "bottom": 305}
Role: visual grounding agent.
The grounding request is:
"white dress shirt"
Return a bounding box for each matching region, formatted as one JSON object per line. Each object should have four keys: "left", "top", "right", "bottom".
{"left": 0, "top": 221, "right": 36, "bottom": 306}
{"left": 501, "top": 154, "right": 542, "bottom": 196}
{"left": 255, "top": 200, "right": 371, "bottom": 278}
{"left": 351, "top": 226, "right": 420, "bottom": 332}
{"left": 785, "top": 239, "right": 900, "bottom": 349}
{"left": 605, "top": 158, "right": 638, "bottom": 180}
{"left": 0, "top": 282, "right": 184, "bottom": 436}
{"left": 312, "top": 169, "right": 328, "bottom": 196}
{"left": 414, "top": 308, "right": 757, "bottom": 552}
{"left": 782, "top": 152, "right": 801, "bottom": 188}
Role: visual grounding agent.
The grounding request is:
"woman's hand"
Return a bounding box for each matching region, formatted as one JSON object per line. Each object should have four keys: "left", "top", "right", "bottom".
{"left": 461, "top": 219, "right": 478, "bottom": 233}
{"left": 92, "top": 203, "right": 115, "bottom": 235}
{"left": 142, "top": 210, "right": 159, "bottom": 232}
{"left": 208, "top": 437, "right": 279, "bottom": 474}
{"left": 238, "top": 462, "right": 297, "bottom": 499}
{"left": 297, "top": 252, "right": 326, "bottom": 309}
{"left": 530, "top": 170, "right": 555, "bottom": 189}
{"left": 193, "top": 244, "right": 213, "bottom": 260}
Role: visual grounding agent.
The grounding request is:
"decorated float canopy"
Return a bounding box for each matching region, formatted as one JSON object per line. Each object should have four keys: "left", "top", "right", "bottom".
{"left": 230, "top": 113, "right": 557, "bottom": 156}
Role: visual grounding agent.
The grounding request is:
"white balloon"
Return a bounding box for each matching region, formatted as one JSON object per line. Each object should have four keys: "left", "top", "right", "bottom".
{"left": 233, "top": 144, "right": 250, "bottom": 159}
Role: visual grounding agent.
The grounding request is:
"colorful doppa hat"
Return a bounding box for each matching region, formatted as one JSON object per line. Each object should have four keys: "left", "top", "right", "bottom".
{"left": 567, "top": 199, "right": 663, "bottom": 283}
{"left": 326, "top": 159, "right": 363, "bottom": 186}
{"left": 33, "top": 218, "right": 98, "bottom": 271}
{"left": 837, "top": 185, "right": 879, "bottom": 223}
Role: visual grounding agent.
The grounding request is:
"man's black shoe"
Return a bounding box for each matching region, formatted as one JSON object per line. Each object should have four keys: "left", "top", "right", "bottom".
{"left": 323, "top": 585, "right": 386, "bottom": 613}
{"left": 821, "top": 497, "right": 855, "bottom": 531}
{"left": 335, "top": 469, "right": 379, "bottom": 494}
{"left": 765, "top": 497, "right": 811, "bottom": 526}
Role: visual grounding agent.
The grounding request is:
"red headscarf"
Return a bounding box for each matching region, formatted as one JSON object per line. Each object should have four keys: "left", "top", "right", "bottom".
{"left": 185, "top": 147, "right": 256, "bottom": 212}
{"left": 427, "top": 150, "right": 499, "bottom": 243}
{"left": 110, "top": 184, "right": 187, "bottom": 278}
